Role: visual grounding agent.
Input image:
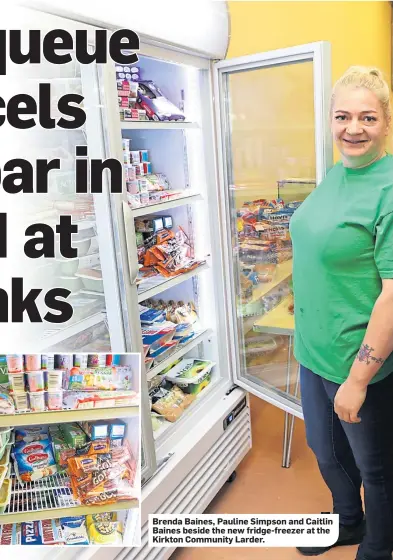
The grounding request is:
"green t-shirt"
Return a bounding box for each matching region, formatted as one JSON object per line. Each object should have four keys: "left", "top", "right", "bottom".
{"left": 289, "top": 154, "right": 393, "bottom": 385}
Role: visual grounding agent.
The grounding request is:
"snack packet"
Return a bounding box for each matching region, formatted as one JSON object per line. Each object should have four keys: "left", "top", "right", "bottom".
{"left": 15, "top": 427, "right": 48, "bottom": 443}
{"left": 0, "top": 523, "right": 21, "bottom": 545}
{"left": 13, "top": 439, "right": 57, "bottom": 483}
{"left": 150, "top": 384, "right": 195, "bottom": 422}
{"left": 88, "top": 521, "right": 123, "bottom": 545}
{"left": 60, "top": 516, "right": 89, "bottom": 546}
{"left": 86, "top": 512, "right": 117, "bottom": 529}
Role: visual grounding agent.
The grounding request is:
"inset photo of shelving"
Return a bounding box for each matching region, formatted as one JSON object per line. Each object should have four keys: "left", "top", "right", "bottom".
{"left": 0, "top": 353, "right": 141, "bottom": 547}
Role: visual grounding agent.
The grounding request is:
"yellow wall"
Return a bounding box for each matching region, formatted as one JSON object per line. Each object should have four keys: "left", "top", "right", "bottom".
{"left": 225, "top": 1, "right": 392, "bottom": 205}
{"left": 227, "top": 1, "right": 391, "bottom": 83}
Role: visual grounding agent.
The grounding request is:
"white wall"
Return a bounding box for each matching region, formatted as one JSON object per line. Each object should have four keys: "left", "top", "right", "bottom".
{"left": 16, "top": 0, "right": 230, "bottom": 59}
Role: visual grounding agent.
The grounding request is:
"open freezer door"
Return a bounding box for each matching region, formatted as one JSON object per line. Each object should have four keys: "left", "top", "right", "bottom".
{"left": 213, "top": 42, "right": 333, "bottom": 419}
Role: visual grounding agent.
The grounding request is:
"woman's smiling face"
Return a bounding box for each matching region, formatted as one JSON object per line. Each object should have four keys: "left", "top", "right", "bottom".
{"left": 331, "top": 86, "right": 389, "bottom": 167}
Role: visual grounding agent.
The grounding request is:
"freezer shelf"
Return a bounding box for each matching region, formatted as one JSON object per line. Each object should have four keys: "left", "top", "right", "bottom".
{"left": 245, "top": 259, "right": 292, "bottom": 304}
{"left": 41, "top": 313, "right": 104, "bottom": 348}
{"left": 0, "top": 406, "right": 139, "bottom": 428}
{"left": 121, "top": 121, "right": 199, "bottom": 130}
{"left": 1, "top": 472, "right": 138, "bottom": 524}
{"left": 152, "top": 376, "right": 221, "bottom": 442}
{"left": 137, "top": 263, "right": 209, "bottom": 302}
{"left": 253, "top": 296, "right": 294, "bottom": 335}
{"left": 147, "top": 329, "right": 213, "bottom": 381}
{"left": 131, "top": 193, "right": 202, "bottom": 217}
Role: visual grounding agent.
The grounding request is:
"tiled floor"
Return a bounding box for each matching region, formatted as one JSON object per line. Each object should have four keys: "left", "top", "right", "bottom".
{"left": 172, "top": 395, "right": 360, "bottom": 560}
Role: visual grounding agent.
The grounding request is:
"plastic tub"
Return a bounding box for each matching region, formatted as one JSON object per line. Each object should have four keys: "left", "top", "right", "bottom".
{"left": 13, "top": 392, "right": 30, "bottom": 412}
{"left": 165, "top": 359, "right": 216, "bottom": 395}
{"left": 6, "top": 355, "right": 23, "bottom": 373}
{"left": 75, "top": 267, "right": 104, "bottom": 293}
{"left": 57, "top": 259, "right": 79, "bottom": 276}
{"left": 25, "top": 355, "right": 42, "bottom": 372}
{"left": 58, "top": 276, "right": 83, "bottom": 293}
{"left": 27, "top": 370, "right": 45, "bottom": 392}
{"left": 29, "top": 392, "right": 46, "bottom": 412}
{"left": 56, "top": 238, "right": 92, "bottom": 259}
{"left": 45, "top": 370, "right": 63, "bottom": 390}
{"left": 47, "top": 390, "right": 63, "bottom": 411}
{"left": 9, "top": 372, "right": 25, "bottom": 394}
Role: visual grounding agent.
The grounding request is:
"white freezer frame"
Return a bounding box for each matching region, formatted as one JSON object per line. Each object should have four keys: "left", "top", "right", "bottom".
{"left": 213, "top": 42, "right": 333, "bottom": 420}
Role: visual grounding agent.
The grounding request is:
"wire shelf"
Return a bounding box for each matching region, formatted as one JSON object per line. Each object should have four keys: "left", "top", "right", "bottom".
{"left": 5, "top": 473, "right": 80, "bottom": 515}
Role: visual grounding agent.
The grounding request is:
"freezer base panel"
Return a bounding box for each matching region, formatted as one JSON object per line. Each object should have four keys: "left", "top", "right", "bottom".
{"left": 130, "top": 388, "right": 252, "bottom": 560}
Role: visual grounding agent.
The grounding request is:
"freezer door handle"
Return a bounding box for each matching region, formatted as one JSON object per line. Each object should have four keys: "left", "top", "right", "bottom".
{"left": 122, "top": 201, "right": 139, "bottom": 285}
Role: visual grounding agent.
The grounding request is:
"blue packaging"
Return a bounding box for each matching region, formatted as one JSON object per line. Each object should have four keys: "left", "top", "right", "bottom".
{"left": 21, "top": 521, "right": 43, "bottom": 545}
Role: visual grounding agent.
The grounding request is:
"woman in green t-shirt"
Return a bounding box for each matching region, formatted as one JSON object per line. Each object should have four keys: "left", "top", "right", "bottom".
{"left": 290, "top": 67, "right": 393, "bottom": 560}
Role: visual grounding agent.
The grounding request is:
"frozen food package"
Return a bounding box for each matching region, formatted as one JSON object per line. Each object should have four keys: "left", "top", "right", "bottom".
{"left": 68, "top": 443, "right": 132, "bottom": 478}
{"left": 150, "top": 384, "right": 195, "bottom": 422}
{"left": 13, "top": 439, "right": 57, "bottom": 482}
{"left": 75, "top": 438, "right": 110, "bottom": 456}
{"left": 40, "top": 518, "right": 64, "bottom": 545}
{"left": 88, "top": 521, "right": 123, "bottom": 545}
{"left": 60, "top": 516, "right": 89, "bottom": 546}
{"left": 15, "top": 427, "right": 49, "bottom": 443}
{"left": 86, "top": 512, "right": 117, "bottom": 529}
{"left": 21, "top": 521, "right": 44, "bottom": 545}
{"left": 60, "top": 423, "right": 86, "bottom": 449}
{"left": 0, "top": 523, "right": 21, "bottom": 545}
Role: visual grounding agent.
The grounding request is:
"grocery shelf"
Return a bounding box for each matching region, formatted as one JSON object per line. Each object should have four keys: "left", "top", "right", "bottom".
{"left": 137, "top": 263, "right": 209, "bottom": 303}
{"left": 131, "top": 193, "right": 202, "bottom": 217}
{"left": 0, "top": 405, "right": 139, "bottom": 428}
{"left": 147, "top": 329, "right": 213, "bottom": 381}
{"left": 248, "top": 259, "right": 293, "bottom": 303}
{"left": 41, "top": 312, "right": 104, "bottom": 349}
{"left": 121, "top": 121, "right": 199, "bottom": 130}
{"left": 1, "top": 473, "right": 138, "bottom": 524}
{"left": 253, "top": 297, "right": 294, "bottom": 335}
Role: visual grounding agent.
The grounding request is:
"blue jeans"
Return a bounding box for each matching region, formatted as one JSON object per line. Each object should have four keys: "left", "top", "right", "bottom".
{"left": 300, "top": 365, "right": 393, "bottom": 559}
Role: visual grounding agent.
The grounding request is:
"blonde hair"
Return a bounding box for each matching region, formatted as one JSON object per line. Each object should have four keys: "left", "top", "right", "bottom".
{"left": 331, "top": 66, "right": 392, "bottom": 124}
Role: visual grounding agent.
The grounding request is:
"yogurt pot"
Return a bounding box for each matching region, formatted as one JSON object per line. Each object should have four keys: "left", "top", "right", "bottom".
{"left": 130, "top": 151, "right": 141, "bottom": 164}
{"left": 73, "top": 355, "right": 88, "bottom": 368}
{"left": 54, "top": 355, "right": 71, "bottom": 370}
{"left": 25, "top": 355, "right": 41, "bottom": 372}
{"left": 29, "top": 392, "right": 45, "bottom": 412}
{"left": 9, "top": 372, "right": 26, "bottom": 394}
{"left": 6, "top": 355, "right": 23, "bottom": 373}
{"left": 126, "top": 180, "right": 139, "bottom": 195}
{"left": 27, "top": 370, "right": 45, "bottom": 392}
{"left": 13, "top": 392, "right": 29, "bottom": 412}
{"left": 124, "top": 165, "right": 136, "bottom": 181}
{"left": 47, "top": 390, "right": 63, "bottom": 411}
{"left": 45, "top": 370, "right": 63, "bottom": 391}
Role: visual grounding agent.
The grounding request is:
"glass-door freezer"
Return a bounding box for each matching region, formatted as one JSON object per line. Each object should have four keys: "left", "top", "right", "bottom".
{"left": 213, "top": 42, "right": 333, "bottom": 418}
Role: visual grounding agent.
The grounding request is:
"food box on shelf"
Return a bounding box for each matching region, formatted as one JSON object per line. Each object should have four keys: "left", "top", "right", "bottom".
{"left": 142, "top": 325, "right": 176, "bottom": 353}
{"left": 165, "top": 359, "right": 215, "bottom": 395}
{"left": 149, "top": 340, "right": 179, "bottom": 365}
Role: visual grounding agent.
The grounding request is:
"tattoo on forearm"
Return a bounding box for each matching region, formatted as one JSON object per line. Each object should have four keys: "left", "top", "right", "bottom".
{"left": 357, "top": 344, "right": 385, "bottom": 366}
